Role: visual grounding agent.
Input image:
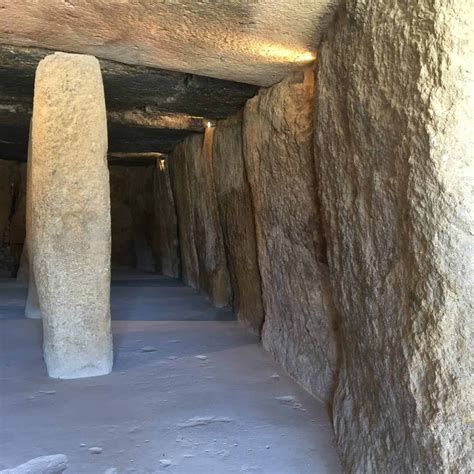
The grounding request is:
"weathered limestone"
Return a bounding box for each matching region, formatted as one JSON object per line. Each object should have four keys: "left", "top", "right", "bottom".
{"left": 243, "top": 71, "right": 338, "bottom": 402}
{"left": 30, "top": 52, "right": 112, "bottom": 379}
{"left": 315, "top": 1, "right": 474, "bottom": 471}
{"left": 129, "top": 166, "right": 156, "bottom": 273}
{"left": 213, "top": 115, "right": 264, "bottom": 334}
{"left": 153, "top": 158, "right": 180, "bottom": 278}
{"left": 186, "top": 132, "right": 232, "bottom": 308}
{"left": 169, "top": 142, "right": 199, "bottom": 289}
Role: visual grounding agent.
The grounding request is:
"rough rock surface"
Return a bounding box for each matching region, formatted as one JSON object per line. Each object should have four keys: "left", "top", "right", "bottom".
{"left": 186, "top": 132, "right": 232, "bottom": 308}
{"left": 0, "top": 1, "right": 340, "bottom": 86}
{"left": 213, "top": 115, "right": 264, "bottom": 334}
{"left": 315, "top": 1, "right": 473, "bottom": 471}
{"left": 0, "top": 454, "right": 67, "bottom": 474}
{"left": 153, "top": 158, "right": 180, "bottom": 278}
{"left": 169, "top": 142, "right": 199, "bottom": 289}
{"left": 129, "top": 166, "right": 156, "bottom": 273}
{"left": 109, "top": 166, "right": 135, "bottom": 269}
{"left": 243, "top": 71, "right": 338, "bottom": 402}
{"left": 30, "top": 52, "right": 112, "bottom": 379}
{"left": 24, "top": 124, "right": 41, "bottom": 319}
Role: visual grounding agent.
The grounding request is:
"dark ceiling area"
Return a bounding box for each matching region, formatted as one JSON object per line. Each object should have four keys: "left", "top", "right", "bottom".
{"left": 0, "top": 45, "right": 259, "bottom": 164}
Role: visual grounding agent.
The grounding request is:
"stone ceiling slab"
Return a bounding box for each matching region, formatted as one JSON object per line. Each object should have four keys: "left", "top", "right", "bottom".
{"left": 0, "top": 0, "right": 339, "bottom": 86}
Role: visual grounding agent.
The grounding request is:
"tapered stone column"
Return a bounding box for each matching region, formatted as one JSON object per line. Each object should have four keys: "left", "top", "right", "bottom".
{"left": 30, "top": 52, "right": 112, "bottom": 379}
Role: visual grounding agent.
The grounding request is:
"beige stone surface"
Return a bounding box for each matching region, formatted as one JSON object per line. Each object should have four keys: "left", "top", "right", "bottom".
{"left": 315, "top": 1, "right": 474, "bottom": 470}
{"left": 186, "top": 132, "right": 232, "bottom": 308}
{"left": 129, "top": 166, "right": 156, "bottom": 273}
{"left": 24, "top": 126, "right": 41, "bottom": 319}
{"left": 0, "top": 0, "right": 340, "bottom": 86}
{"left": 169, "top": 142, "right": 199, "bottom": 289}
{"left": 153, "top": 158, "right": 180, "bottom": 278}
{"left": 243, "top": 71, "right": 338, "bottom": 402}
{"left": 213, "top": 114, "right": 264, "bottom": 334}
{"left": 30, "top": 52, "right": 112, "bottom": 379}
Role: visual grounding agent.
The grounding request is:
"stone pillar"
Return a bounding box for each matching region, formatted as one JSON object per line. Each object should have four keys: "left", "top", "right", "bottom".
{"left": 30, "top": 52, "right": 112, "bottom": 379}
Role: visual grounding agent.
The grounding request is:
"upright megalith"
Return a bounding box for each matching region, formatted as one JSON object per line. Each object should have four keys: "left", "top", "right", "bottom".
{"left": 315, "top": 0, "right": 473, "bottom": 470}
{"left": 30, "top": 52, "right": 112, "bottom": 379}
{"left": 25, "top": 121, "right": 41, "bottom": 319}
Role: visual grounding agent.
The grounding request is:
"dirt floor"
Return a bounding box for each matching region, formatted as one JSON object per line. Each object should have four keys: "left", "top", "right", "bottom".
{"left": 0, "top": 271, "right": 341, "bottom": 473}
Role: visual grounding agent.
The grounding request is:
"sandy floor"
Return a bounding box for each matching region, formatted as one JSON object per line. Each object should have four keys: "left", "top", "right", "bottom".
{"left": 0, "top": 271, "right": 341, "bottom": 473}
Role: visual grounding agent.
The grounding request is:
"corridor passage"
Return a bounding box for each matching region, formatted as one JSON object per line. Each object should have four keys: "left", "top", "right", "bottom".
{"left": 0, "top": 271, "right": 341, "bottom": 473}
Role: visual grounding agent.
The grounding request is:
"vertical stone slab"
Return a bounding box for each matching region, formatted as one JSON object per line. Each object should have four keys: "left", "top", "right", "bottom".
{"left": 315, "top": 1, "right": 473, "bottom": 471}
{"left": 243, "top": 71, "right": 338, "bottom": 402}
{"left": 186, "top": 132, "right": 231, "bottom": 308}
{"left": 169, "top": 143, "right": 199, "bottom": 288}
{"left": 129, "top": 166, "right": 156, "bottom": 273}
{"left": 153, "top": 158, "right": 180, "bottom": 278}
{"left": 213, "top": 114, "right": 264, "bottom": 334}
{"left": 25, "top": 122, "right": 41, "bottom": 319}
{"left": 31, "top": 52, "right": 112, "bottom": 379}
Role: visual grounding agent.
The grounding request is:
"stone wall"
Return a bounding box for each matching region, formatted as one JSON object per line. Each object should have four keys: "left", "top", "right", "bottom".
{"left": 153, "top": 158, "right": 180, "bottom": 278}
{"left": 109, "top": 166, "right": 135, "bottom": 268}
{"left": 170, "top": 72, "right": 338, "bottom": 402}
{"left": 169, "top": 143, "right": 200, "bottom": 288}
{"left": 129, "top": 166, "right": 156, "bottom": 273}
{"left": 109, "top": 163, "right": 180, "bottom": 276}
{"left": 315, "top": 0, "right": 473, "bottom": 471}
{"left": 213, "top": 114, "right": 264, "bottom": 334}
{"left": 242, "top": 71, "right": 338, "bottom": 402}
{"left": 0, "top": 159, "right": 26, "bottom": 276}
{"left": 187, "top": 131, "right": 232, "bottom": 308}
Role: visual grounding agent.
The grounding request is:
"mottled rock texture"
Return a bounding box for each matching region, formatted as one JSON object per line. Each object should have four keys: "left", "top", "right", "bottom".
{"left": 169, "top": 142, "right": 199, "bottom": 289}
{"left": 186, "top": 132, "right": 232, "bottom": 308}
{"left": 153, "top": 158, "right": 180, "bottom": 278}
{"left": 243, "top": 71, "right": 338, "bottom": 402}
{"left": 315, "top": 1, "right": 473, "bottom": 471}
{"left": 213, "top": 115, "right": 264, "bottom": 334}
{"left": 129, "top": 166, "right": 156, "bottom": 273}
{"left": 30, "top": 53, "right": 112, "bottom": 379}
